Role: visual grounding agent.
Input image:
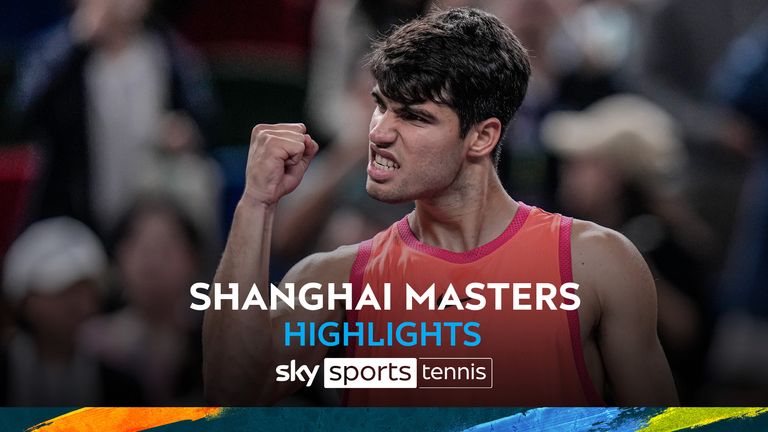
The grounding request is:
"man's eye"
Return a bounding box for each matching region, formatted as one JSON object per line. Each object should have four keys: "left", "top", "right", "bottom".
{"left": 402, "top": 112, "right": 426, "bottom": 122}
{"left": 375, "top": 101, "right": 386, "bottom": 112}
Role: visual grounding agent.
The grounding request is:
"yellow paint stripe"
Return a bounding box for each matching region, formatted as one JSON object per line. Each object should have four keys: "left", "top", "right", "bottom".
{"left": 638, "top": 407, "right": 768, "bottom": 432}
{"left": 27, "top": 407, "right": 223, "bottom": 432}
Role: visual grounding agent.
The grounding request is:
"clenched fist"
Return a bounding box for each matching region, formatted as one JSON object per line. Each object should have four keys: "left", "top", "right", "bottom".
{"left": 243, "top": 123, "right": 320, "bottom": 206}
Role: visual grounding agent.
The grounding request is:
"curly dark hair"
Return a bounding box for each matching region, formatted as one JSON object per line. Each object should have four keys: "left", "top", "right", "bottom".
{"left": 366, "top": 7, "right": 531, "bottom": 165}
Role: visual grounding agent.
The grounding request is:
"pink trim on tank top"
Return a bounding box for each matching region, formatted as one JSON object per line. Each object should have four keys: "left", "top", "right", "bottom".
{"left": 396, "top": 202, "right": 532, "bottom": 263}
{"left": 560, "top": 216, "right": 605, "bottom": 406}
{"left": 343, "top": 238, "right": 373, "bottom": 406}
{"left": 345, "top": 238, "right": 373, "bottom": 359}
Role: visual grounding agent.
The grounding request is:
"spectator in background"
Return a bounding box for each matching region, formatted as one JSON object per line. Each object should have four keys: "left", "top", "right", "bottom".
{"left": 81, "top": 196, "right": 205, "bottom": 405}
{"left": 1, "top": 217, "right": 141, "bottom": 405}
{"left": 706, "top": 9, "right": 768, "bottom": 404}
{"left": 134, "top": 111, "right": 223, "bottom": 273}
{"left": 548, "top": 0, "right": 652, "bottom": 109}
{"left": 635, "top": 0, "right": 766, "bottom": 149}
{"left": 542, "top": 94, "right": 717, "bottom": 402}
{"left": 10, "top": 0, "right": 216, "bottom": 234}
{"left": 488, "top": 0, "right": 656, "bottom": 207}
{"left": 632, "top": 0, "right": 768, "bottom": 258}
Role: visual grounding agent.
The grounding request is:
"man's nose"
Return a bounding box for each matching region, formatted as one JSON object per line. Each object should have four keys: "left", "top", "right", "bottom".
{"left": 369, "top": 112, "right": 397, "bottom": 146}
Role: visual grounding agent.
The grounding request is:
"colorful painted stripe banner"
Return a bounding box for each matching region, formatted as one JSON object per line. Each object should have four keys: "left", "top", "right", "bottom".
{"left": 1, "top": 407, "right": 766, "bottom": 431}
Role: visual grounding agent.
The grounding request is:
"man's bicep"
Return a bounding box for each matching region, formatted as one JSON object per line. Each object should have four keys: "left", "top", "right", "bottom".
{"left": 594, "top": 232, "right": 678, "bottom": 405}
{"left": 599, "top": 233, "right": 659, "bottom": 343}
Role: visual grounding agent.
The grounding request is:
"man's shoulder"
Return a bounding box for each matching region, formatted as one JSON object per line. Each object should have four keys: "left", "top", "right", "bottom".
{"left": 571, "top": 219, "right": 635, "bottom": 256}
{"left": 283, "top": 244, "right": 361, "bottom": 284}
{"left": 303, "top": 244, "right": 360, "bottom": 270}
{"left": 570, "top": 218, "right": 655, "bottom": 305}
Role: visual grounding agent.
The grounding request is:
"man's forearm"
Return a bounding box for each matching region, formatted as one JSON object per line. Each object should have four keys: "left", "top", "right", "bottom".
{"left": 204, "top": 122, "right": 319, "bottom": 404}
{"left": 203, "top": 199, "right": 276, "bottom": 404}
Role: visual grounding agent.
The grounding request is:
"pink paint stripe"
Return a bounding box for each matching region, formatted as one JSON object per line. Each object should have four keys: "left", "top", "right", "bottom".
{"left": 560, "top": 216, "right": 605, "bottom": 406}
{"left": 396, "top": 202, "right": 532, "bottom": 263}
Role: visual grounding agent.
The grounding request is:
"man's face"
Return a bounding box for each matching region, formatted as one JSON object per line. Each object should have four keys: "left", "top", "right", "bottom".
{"left": 366, "top": 86, "right": 467, "bottom": 203}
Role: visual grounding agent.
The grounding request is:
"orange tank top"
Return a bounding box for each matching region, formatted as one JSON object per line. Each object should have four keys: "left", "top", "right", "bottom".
{"left": 343, "top": 203, "right": 603, "bottom": 406}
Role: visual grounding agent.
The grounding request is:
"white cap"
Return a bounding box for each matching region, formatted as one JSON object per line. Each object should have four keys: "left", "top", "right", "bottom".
{"left": 2, "top": 217, "right": 107, "bottom": 304}
{"left": 542, "top": 94, "right": 686, "bottom": 191}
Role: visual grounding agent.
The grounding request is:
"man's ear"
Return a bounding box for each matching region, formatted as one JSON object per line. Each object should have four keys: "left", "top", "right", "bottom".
{"left": 467, "top": 118, "right": 502, "bottom": 158}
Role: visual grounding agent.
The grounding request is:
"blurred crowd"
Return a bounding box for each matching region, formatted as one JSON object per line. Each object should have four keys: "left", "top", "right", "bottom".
{"left": 0, "top": 0, "right": 767, "bottom": 405}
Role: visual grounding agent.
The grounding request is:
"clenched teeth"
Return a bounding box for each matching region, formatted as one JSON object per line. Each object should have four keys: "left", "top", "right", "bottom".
{"left": 374, "top": 153, "right": 400, "bottom": 170}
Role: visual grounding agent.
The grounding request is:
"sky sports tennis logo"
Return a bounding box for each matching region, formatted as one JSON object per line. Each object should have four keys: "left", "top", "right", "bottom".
{"left": 276, "top": 357, "right": 493, "bottom": 389}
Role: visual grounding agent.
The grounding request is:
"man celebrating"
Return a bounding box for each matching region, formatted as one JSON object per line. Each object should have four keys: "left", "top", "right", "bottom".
{"left": 203, "top": 7, "right": 677, "bottom": 406}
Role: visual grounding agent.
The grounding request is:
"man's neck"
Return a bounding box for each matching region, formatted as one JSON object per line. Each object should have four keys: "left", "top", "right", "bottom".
{"left": 409, "top": 166, "right": 518, "bottom": 252}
